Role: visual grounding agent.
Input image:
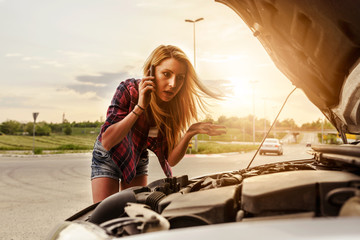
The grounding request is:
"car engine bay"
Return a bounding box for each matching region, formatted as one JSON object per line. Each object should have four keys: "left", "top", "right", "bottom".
{"left": 65, "top": 143, "right": 360, "bottom": 238}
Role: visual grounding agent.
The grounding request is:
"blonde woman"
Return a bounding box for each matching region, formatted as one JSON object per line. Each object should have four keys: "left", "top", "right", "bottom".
{"left": 91, "top": 45, "right": 226, "bottom": 203}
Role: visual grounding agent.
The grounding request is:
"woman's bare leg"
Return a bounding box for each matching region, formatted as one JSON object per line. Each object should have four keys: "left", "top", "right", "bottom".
{"left": 91, "top": 177, "right": 119, "bottom": 203}
{"left": 120, "top": 175, "right": 147, "bottom": 190}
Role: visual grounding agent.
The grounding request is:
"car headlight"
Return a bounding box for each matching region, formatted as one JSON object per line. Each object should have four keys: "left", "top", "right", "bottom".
{"left": 46, "top": 221, "right": 110, "bottom": 240}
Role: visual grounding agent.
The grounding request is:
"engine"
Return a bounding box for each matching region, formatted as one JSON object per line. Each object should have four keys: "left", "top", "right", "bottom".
{"left": 68, "top": 159, "right": 360, "bottom": 237}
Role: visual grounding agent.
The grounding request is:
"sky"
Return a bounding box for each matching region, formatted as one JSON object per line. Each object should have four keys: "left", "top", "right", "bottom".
{"left": 0, "top": 0, "right": 324, "bottom": 125}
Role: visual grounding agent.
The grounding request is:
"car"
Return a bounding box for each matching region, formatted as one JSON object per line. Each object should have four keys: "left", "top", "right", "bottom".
{"left": 47, "top": 1, "right": 360, "bottom": 239}
{"left": 259, "top": 138, "right": 283, "bottom": 155}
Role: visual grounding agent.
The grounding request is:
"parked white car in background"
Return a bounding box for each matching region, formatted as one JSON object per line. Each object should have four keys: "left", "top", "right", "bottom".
{"left": 260, "top": 138, "right": 283, "bottom": 155}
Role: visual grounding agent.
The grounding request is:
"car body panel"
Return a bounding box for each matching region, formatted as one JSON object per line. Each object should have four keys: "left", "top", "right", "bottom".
{"left": 215, "top": 0, "right": 360, "bottom": 138}
{"left": 49, "top": 215, "right": 360, "bottom": 240}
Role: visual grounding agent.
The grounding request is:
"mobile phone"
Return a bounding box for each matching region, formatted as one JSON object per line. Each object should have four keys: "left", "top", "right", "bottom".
{"left": 149, "top": 65, "right": 155, "bottom": 79}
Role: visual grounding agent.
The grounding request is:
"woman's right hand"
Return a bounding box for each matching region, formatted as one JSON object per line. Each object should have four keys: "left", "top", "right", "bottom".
{"left": 138, "top": 76, "right": 155, "bottom": 109}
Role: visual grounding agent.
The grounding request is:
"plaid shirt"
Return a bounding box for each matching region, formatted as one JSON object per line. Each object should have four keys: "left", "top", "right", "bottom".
{"left": 98, "top": 78, "right": 172, "bottom": 183}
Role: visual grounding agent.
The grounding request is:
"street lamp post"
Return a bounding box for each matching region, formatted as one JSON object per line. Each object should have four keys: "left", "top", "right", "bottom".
{"left": 185, "top": 17, "right": 204, "bottom": 152}
{"left": 185, "top": 18, "right": 204, "bottom": 69}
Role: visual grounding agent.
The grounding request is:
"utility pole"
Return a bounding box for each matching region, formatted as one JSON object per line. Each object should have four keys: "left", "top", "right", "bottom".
{"left": 263, "top": 97, "right": 267, "bottom": 138}
{"left": 32, "top": 112, "right": 39, "bottom": 154}
{"left": 250, "top": 80, "right": 258, "bottom": 144}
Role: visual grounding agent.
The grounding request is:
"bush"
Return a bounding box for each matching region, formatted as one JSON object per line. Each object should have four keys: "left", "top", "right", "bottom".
{"left": 57, "top": 144, "right": 88, "bottom": 150}
{"left": 34, "top": 148, "right": 43, "bottom": 154}
{"left": 63, "top": 125, "right": 72, "bottom": 135}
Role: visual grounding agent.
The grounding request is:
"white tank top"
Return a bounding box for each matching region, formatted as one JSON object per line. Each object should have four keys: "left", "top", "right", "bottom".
{"left": 148, "top": 127, "right": 158, "bottom": 137}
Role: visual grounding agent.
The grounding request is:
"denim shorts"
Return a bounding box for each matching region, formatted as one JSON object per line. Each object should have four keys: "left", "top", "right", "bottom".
{"left": 91, "top": 139, "right": 149, "bottom": 181}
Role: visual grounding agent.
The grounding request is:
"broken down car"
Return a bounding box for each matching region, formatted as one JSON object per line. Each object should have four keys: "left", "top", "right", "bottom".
{"left": 47, "top": 0, "right": 360, "bottom": 239}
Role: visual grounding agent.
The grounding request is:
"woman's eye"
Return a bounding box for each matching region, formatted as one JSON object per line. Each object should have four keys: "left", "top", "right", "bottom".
{"left": 163, "top": 72, "right": 170, "bottom": 78}
{"left": 176, "top": 75, "right": 185, "bottom": 81}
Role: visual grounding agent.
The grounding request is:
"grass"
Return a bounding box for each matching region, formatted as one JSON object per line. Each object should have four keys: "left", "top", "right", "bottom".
{"left": 0, "top": 134, "right": 97, "bottom": 153}
{"left": 0, "top": 134, "right": 259, "bottom": 155}
{"left": 189, "top": 141, "right": 259, "bottom": 154}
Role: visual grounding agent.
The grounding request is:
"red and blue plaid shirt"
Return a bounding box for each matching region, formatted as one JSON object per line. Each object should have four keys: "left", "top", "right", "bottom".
{"left": 98, "top": 78, "right": 172, "bottom": 183}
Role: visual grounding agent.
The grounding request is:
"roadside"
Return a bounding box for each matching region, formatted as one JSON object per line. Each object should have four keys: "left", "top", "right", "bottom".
{"left": 0, "top": 141, "right": 260, "bottom": 157}
{"left": 0, "top": 131, "right": 323, "bottom": 158}
{"left": 0, "top": 149, "right": 92, "bottom": 157}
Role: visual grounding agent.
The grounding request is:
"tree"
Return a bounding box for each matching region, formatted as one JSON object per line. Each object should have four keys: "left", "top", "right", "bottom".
{"left": 217, "top": 115, "right": 227, "bottom": 125}
{"left": 64, "top": 124, "right": 72, "bottom": 135}
{"left": 202, "top": 114, "right": 214, "bottom": 123}
{"left": 0, "top": 120, "right": 21, "bottom": 135}
{"left": 36, "top": 123, "right": 51, "bottom": 136}
{"left": 25, "top": 122, "right": 51, "bottom": 136}
{"left": 300, "top": 118, "right": 334, "bottom": 130}
{"left": 277, "top": 118, "right": 298, "bottom": 129}
{"left": 48, "top": 122, "right": 63, "bottom": 133}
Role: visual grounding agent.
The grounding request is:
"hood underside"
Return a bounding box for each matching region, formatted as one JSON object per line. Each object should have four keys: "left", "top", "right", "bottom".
{"left": 216, "top": 0, "right": 360, "bottom": 135}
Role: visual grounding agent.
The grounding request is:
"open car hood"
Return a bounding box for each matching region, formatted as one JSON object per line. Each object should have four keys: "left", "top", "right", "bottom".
{"left": 216, "top": 0, "right": 360, "bottom": 137}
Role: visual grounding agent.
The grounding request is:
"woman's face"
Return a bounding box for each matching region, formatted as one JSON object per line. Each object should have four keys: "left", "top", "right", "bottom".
{"left": 154, "top": 58, "right": 186, "bottom": 102}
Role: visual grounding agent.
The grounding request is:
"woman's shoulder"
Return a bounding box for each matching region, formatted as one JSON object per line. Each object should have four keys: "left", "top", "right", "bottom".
{"left": 114, "top": 78, "right": 141, "bottom": 99}
{"left": 117, "top": 78, "right": 140, "bottom": 92}
{"left": 120, "top": 78, "right": 140, "bottom": 87}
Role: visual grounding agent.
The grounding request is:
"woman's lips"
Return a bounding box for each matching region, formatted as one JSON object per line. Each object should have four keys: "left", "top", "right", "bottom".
{"left": 164, "top": 91, "right": 174, "bottom": 97}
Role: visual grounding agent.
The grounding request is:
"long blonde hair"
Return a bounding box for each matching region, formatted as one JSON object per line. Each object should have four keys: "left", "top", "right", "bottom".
{"left": 143, "top": 45, "right": 219, "bottom": 155}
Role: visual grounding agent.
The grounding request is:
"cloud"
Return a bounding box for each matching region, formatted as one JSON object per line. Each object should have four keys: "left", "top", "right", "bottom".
{"left": 42, "top": 60, "right": 63, "bottom": 68}
{"left": 64, "top": 71, "right": 132, "bottom": 99}
{"left": 0, "top": 95, "right": 54, "bottom": 109}
{"left": 0, "top": 96, "right": 30, "bottom": 108}
{"left": 203, "top": 79, "right": 234, "bottom": 97}
{"left": 76, "top": 71, "right": 129, "bottom": 85}
{"left": 136, "top": 0, "right": 191, "bottom": 9}
{"left": 200, "top": 54, "right": 247, "bottom": 63}
{"left": 5, "top": 53, "right": 22, "bottom": 57}
{"left": 4, "top": 52, "right": 64, "bottom": 68}
{"left": 57, "top": 50, "right": 98, "bottom": 59}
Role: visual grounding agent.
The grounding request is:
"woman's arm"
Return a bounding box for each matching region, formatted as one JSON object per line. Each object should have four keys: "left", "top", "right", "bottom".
{"left": 101, "top": 76, "right": 155, "bottom": 151}
{"left": 167, "top": 122, "right": 226, "bottom": 167}
{"left": 101, "top": 104, "right": 144, "bottom": 151}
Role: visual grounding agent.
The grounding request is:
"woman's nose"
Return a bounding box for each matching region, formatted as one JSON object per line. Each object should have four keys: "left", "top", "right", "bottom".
{"left": 168, "top": 76, "right": 176, "bottom": 88}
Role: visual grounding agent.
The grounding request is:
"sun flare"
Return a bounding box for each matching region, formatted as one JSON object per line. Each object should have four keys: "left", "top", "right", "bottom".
{"left": 221, "top": 76, "right": 253, "bottom": 104}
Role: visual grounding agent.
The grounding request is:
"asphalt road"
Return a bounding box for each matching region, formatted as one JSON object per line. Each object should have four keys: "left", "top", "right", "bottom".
{"left": 0, "top": 143, "right": 312, "bottom": 240}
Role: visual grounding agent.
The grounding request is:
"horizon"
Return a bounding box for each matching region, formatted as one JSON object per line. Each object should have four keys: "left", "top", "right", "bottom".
{"left": 1, "top": 0, "right": 324, "bottom": 125}
{"left": 0, "top": 112, "right": 327, "bottom": 128}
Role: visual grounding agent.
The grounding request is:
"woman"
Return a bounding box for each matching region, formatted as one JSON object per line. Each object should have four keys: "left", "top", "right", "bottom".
{"left": 91, "top": 45, "right": 226, "bottom": 203}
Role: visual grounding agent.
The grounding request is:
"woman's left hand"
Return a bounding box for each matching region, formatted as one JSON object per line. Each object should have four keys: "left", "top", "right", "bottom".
{"left": 187, "top": 122, "right": 226, "bottom": 137}
{"left": 168, "top": 122, "right": 226, "bottom": 167}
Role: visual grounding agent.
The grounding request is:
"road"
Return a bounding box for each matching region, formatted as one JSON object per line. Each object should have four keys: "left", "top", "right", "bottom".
{"left": 0, "top": 143, "right": 313, "bottom": 240}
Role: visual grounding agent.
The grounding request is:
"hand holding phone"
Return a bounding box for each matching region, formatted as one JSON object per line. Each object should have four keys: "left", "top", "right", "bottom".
{"left": 138, "top": 65, "right": 155, "bottom": 110}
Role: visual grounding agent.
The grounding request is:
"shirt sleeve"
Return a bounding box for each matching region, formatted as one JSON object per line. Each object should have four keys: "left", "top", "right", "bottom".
{"left": 99, "top": 79, "right": 139, "bottom": 137}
